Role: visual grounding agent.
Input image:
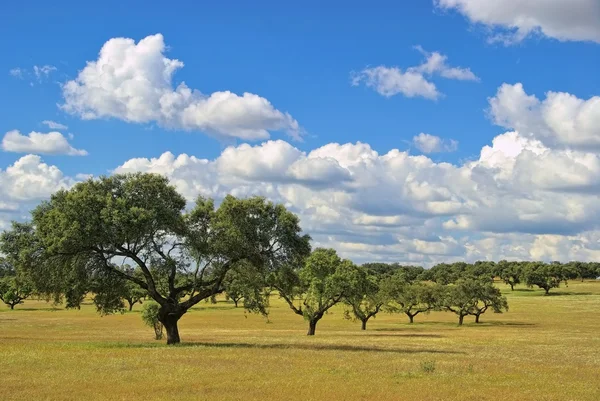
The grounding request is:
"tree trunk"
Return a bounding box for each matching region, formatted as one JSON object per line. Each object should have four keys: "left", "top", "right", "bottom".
{"left": 408, "top": 313, "right": 414, "bottom": 324}
{"left": 475, "top": 313, "right": 481, "bottom": 323}
{"left": 233, "top": 299, "right": 239, "bottom": 308}
{"left": 510, "top": 283, "right": 514, "bottom": 291}
{"left": 544, "top": 287, "right": 550, "bottom": 295}
{"left": 361, "top": 318, "right": 367, "bottom": 330}
{"left": 307, "top": 319, "right": 317, "bottom": 336}
{"left": 458, "top": 314, "right": 464, "bottom": 325}
{"left": 9, "top": 303, "right": 15, "bottom": 310}
{"left": 158, "top": 304, "right": 186, "bottom": 345}
{"left": 128, "top": 300, "right": 134, "bottom": 311}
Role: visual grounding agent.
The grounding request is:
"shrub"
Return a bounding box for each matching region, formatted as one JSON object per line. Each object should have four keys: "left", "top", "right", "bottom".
{"left": 141, "top": 301, "right": 163, "bottom": 340}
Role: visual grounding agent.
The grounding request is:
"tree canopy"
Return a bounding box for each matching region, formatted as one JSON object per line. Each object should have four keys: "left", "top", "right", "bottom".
{"left": 7, "top": 173, "right": 310, "bottom": 344}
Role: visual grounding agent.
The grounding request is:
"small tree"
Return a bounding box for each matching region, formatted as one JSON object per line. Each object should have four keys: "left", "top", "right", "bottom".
{"left": 498, "top": 260, "right": 522, "bottom": 291}
{"left": 442, "top": 279, "right": 508, "bottom": 325}
{"left": 141, "top": 301, "right": 163, "bottom": 340}
{"left": 343, "top": 266, "right": 385, "bottom": 330}
{"left": 468, "top": 281, "right": 508, "bottom": 323}
{"left": 272, "top": 248, "right": 355, "bottom": 335}
{"left": 523, "top": 262, "right": 565, "bottom": 295}
{"left": 0, "top": 255, "right": 34, "bottom": 310}
{"left": 382, "top": 273, "right": 441, "bottom": 323}
{"left": 0, "top": 276, "right": 33, "bottom": 309}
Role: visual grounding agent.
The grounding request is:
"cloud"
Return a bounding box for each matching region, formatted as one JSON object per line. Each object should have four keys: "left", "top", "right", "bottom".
{"left": 1, "top": 130, "right": 87, "bottom": 156}
{"left": 61, "top": 34, "right": 300, "bottom": 141}
{"left": 412, "top": 133, "right": 459, "bottom": 153}
{"left": 33, "top": 65, "right": 57, "bottom": 80}
{"left": 352, "top": 66, "right": 441, "bottom": 99}
{"left": 435, "top": 0, "right": 600, "bottom": 44}
{"left": 489, "top": 83, "right": 600, "bottom": 150}
{"left": 110, "top": 105, "right": 600, "bottom": 265}
{"left": 42, "top": 120, "right": 68, "bottom": 130}
{"left": 3, "top": 114, "right": 600, "bottom": 266}
{"left": 8, "top": 65, "right": 56, "bottom": 84}
{"left": 9, "top": 68, "right": 23, "bottom": 79}
{"left": 0, "top": 155, "right": 76, "bottom": 201}
{"left": 352, "top": 46, "right": 478, "bottom": 99}
{"left": 411, "top": 46, "right": 479, "bottom": 81}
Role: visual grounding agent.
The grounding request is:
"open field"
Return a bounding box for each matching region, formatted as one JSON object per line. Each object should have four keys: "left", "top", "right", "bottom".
{"left": 2, "top": 281, "right": 600, "bottom": 401}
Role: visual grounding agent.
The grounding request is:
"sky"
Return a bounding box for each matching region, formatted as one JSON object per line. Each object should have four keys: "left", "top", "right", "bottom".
{"left": 1, "top": 0, "right": 600, "bottom": 266}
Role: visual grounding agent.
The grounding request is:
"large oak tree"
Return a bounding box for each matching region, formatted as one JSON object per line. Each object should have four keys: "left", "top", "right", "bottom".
{"left": 14, "top": 173, "right": 310, "bottom": 344}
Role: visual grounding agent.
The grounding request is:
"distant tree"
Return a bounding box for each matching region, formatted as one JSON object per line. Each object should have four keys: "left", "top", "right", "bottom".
{"left": 223, "top": 260, "right": 270, "bottom": 316}
{"left": 564, "top": 262, "right": 598, "bottom": 282}
{"left": 466, "top": 261, "right": 495, "bottom": 282}
{"left": 382, "top": 273, "right": 441, "bottom": 323}
{"left": 0, "top": 275, "right": 33, "bottom": 309}
{"left": 141, "top": 301, "right": 163, "bottom": 340}
{"left": 523, "top": 262, "right": 566, "bottom": 295}
{"left": 0, "top": 242, "right": 34, "bottom": 310}
{"left": 498, "top": 260, "right": 522, "bottom": 291}
{"left": 468, "top": 281, "right": 508, "bottom": 323}
{"left": 272, "top": 248, "right": 356, "bottom": 335}
{"left": 343, "top": 266, "right": 385, "bottom": 330}
{"left": 7, "top": 174, "right": 309, "bottom": 344}
{"left": 362, "top": 263, "right": 400, "bottom": 277}
{"left": 429, "top": 263, "right": 461, "bottom": 285}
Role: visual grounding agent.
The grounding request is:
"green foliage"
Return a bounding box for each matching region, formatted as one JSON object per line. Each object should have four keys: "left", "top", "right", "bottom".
{"left": 382, "top": 272, "right": 442, "bottom": 323}
{"left": 498, "top": 260, "right": 523, "bottom": 290}
{"left": 523, "top": 262, "right": 566, "bottom": 295}
{"left": 441, "top": 279, "right": 508, "bottom": 325}
{"left": 224, "top": 260, "right": 270, "bottom": 316}
{"left": 420, "top": 360, "right": 436, "bottom": 374}
{"left": 272, "top": 248, "right": 356, "bottom": 335}
{"left": 0, "top": 275, "right": 33, "bottom": 309}
{"left": 8, "top": 173, "right": 310, "bottom": 344}
{"left": 342, "top": 266, "right": 385, "bottom": 329}
{"left": 0, "top": 240, "right": 35, "bottom": 309}
{"left": 141, "top": 301, "right": 163, "bottom": 340}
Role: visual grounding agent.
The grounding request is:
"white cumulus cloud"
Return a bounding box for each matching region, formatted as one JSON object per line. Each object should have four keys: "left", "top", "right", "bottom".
{"left": 413, "top": 133, "right": 459, "bottom": 153}
{"left": 352, "top": 46, "right": 478, "bottom": 99}
{"left": 435, "top": 0, "right": 600, "bottom": 44}
{"left": 61, "top": 34, "right": 300, "bottom": 141}
{"left": 42, "top": 120, "right": 68, "bottom": 130}
{"left": 2, "top": 130, "right": 87, "bottom": 156}
{"left": 489, "top": 83, "right": 600, "bottom": 150}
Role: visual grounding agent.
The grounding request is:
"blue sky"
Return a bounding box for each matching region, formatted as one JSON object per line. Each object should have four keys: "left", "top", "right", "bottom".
{"left": 1, "top": 0, "right": 600, "bottom": 265}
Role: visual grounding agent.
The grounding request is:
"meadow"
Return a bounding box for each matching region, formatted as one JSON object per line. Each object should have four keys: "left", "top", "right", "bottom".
{"left": 1, "top": 281, "right": 599, "bottom": 401}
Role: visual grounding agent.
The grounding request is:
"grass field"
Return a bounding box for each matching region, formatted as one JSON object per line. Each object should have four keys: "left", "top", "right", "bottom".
{"left": 1, "top": 281, "right": 600, "bottom": 401}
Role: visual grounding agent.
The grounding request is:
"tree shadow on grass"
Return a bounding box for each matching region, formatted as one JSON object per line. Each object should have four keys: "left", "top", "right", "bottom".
{"left": 102, "top": 341, "right": 464, "bottom": 354}
{"left": 188, "top": 305, "right": 239, "bottom": 312}
{"left": 471, "top": 321, "right": 536, "bottom": 327}
{"left": 546, "top": 291, "right": 593, "bottom": 296}
{"left": 360, "top": 333, "right": 444, "bottom": 338}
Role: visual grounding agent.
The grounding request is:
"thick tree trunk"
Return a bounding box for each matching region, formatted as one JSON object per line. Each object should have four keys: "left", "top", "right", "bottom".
{"left": 408, "top": 313, "right": 414, "bottom": 324}
{"left": 475, "top": 313, "right": 481, "bottom": 323}
{"left": 361, "top": 318, "right": 368, "bottom": 330}
{"left": 9, "top": 303, "right": 15, "bottom": 310}
{"left": 544, "top": 287, "right": 550, "bottom": 295}
{"left": 510, "top": 283, "right": 514, "bottom": 291}
{"left": 307, "top": 319, "right": 317, "bottom": 336}
{"left": 458, "top": 314, "right": 464, "bottom": 325}
{"left": 233, "top": 299, "right": 239, "bottom": 308}
{"left": 163, "top": 320, "right": 180, "bottom": 344}
{"left": 158, "top": 304, "right": 186, "bottom": 345}
{"left": 128, "top": 300, "right": 134, "bottom": 311}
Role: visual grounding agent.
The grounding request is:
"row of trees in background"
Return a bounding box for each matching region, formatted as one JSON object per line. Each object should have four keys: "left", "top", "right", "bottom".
{"left": 0, "top": 173, "right": 597, "bottom": 343}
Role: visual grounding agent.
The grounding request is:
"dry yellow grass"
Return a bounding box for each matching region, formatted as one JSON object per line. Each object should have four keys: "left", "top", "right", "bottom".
{"left": 1, "top": 281, "right": 600, "bottom": 401}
